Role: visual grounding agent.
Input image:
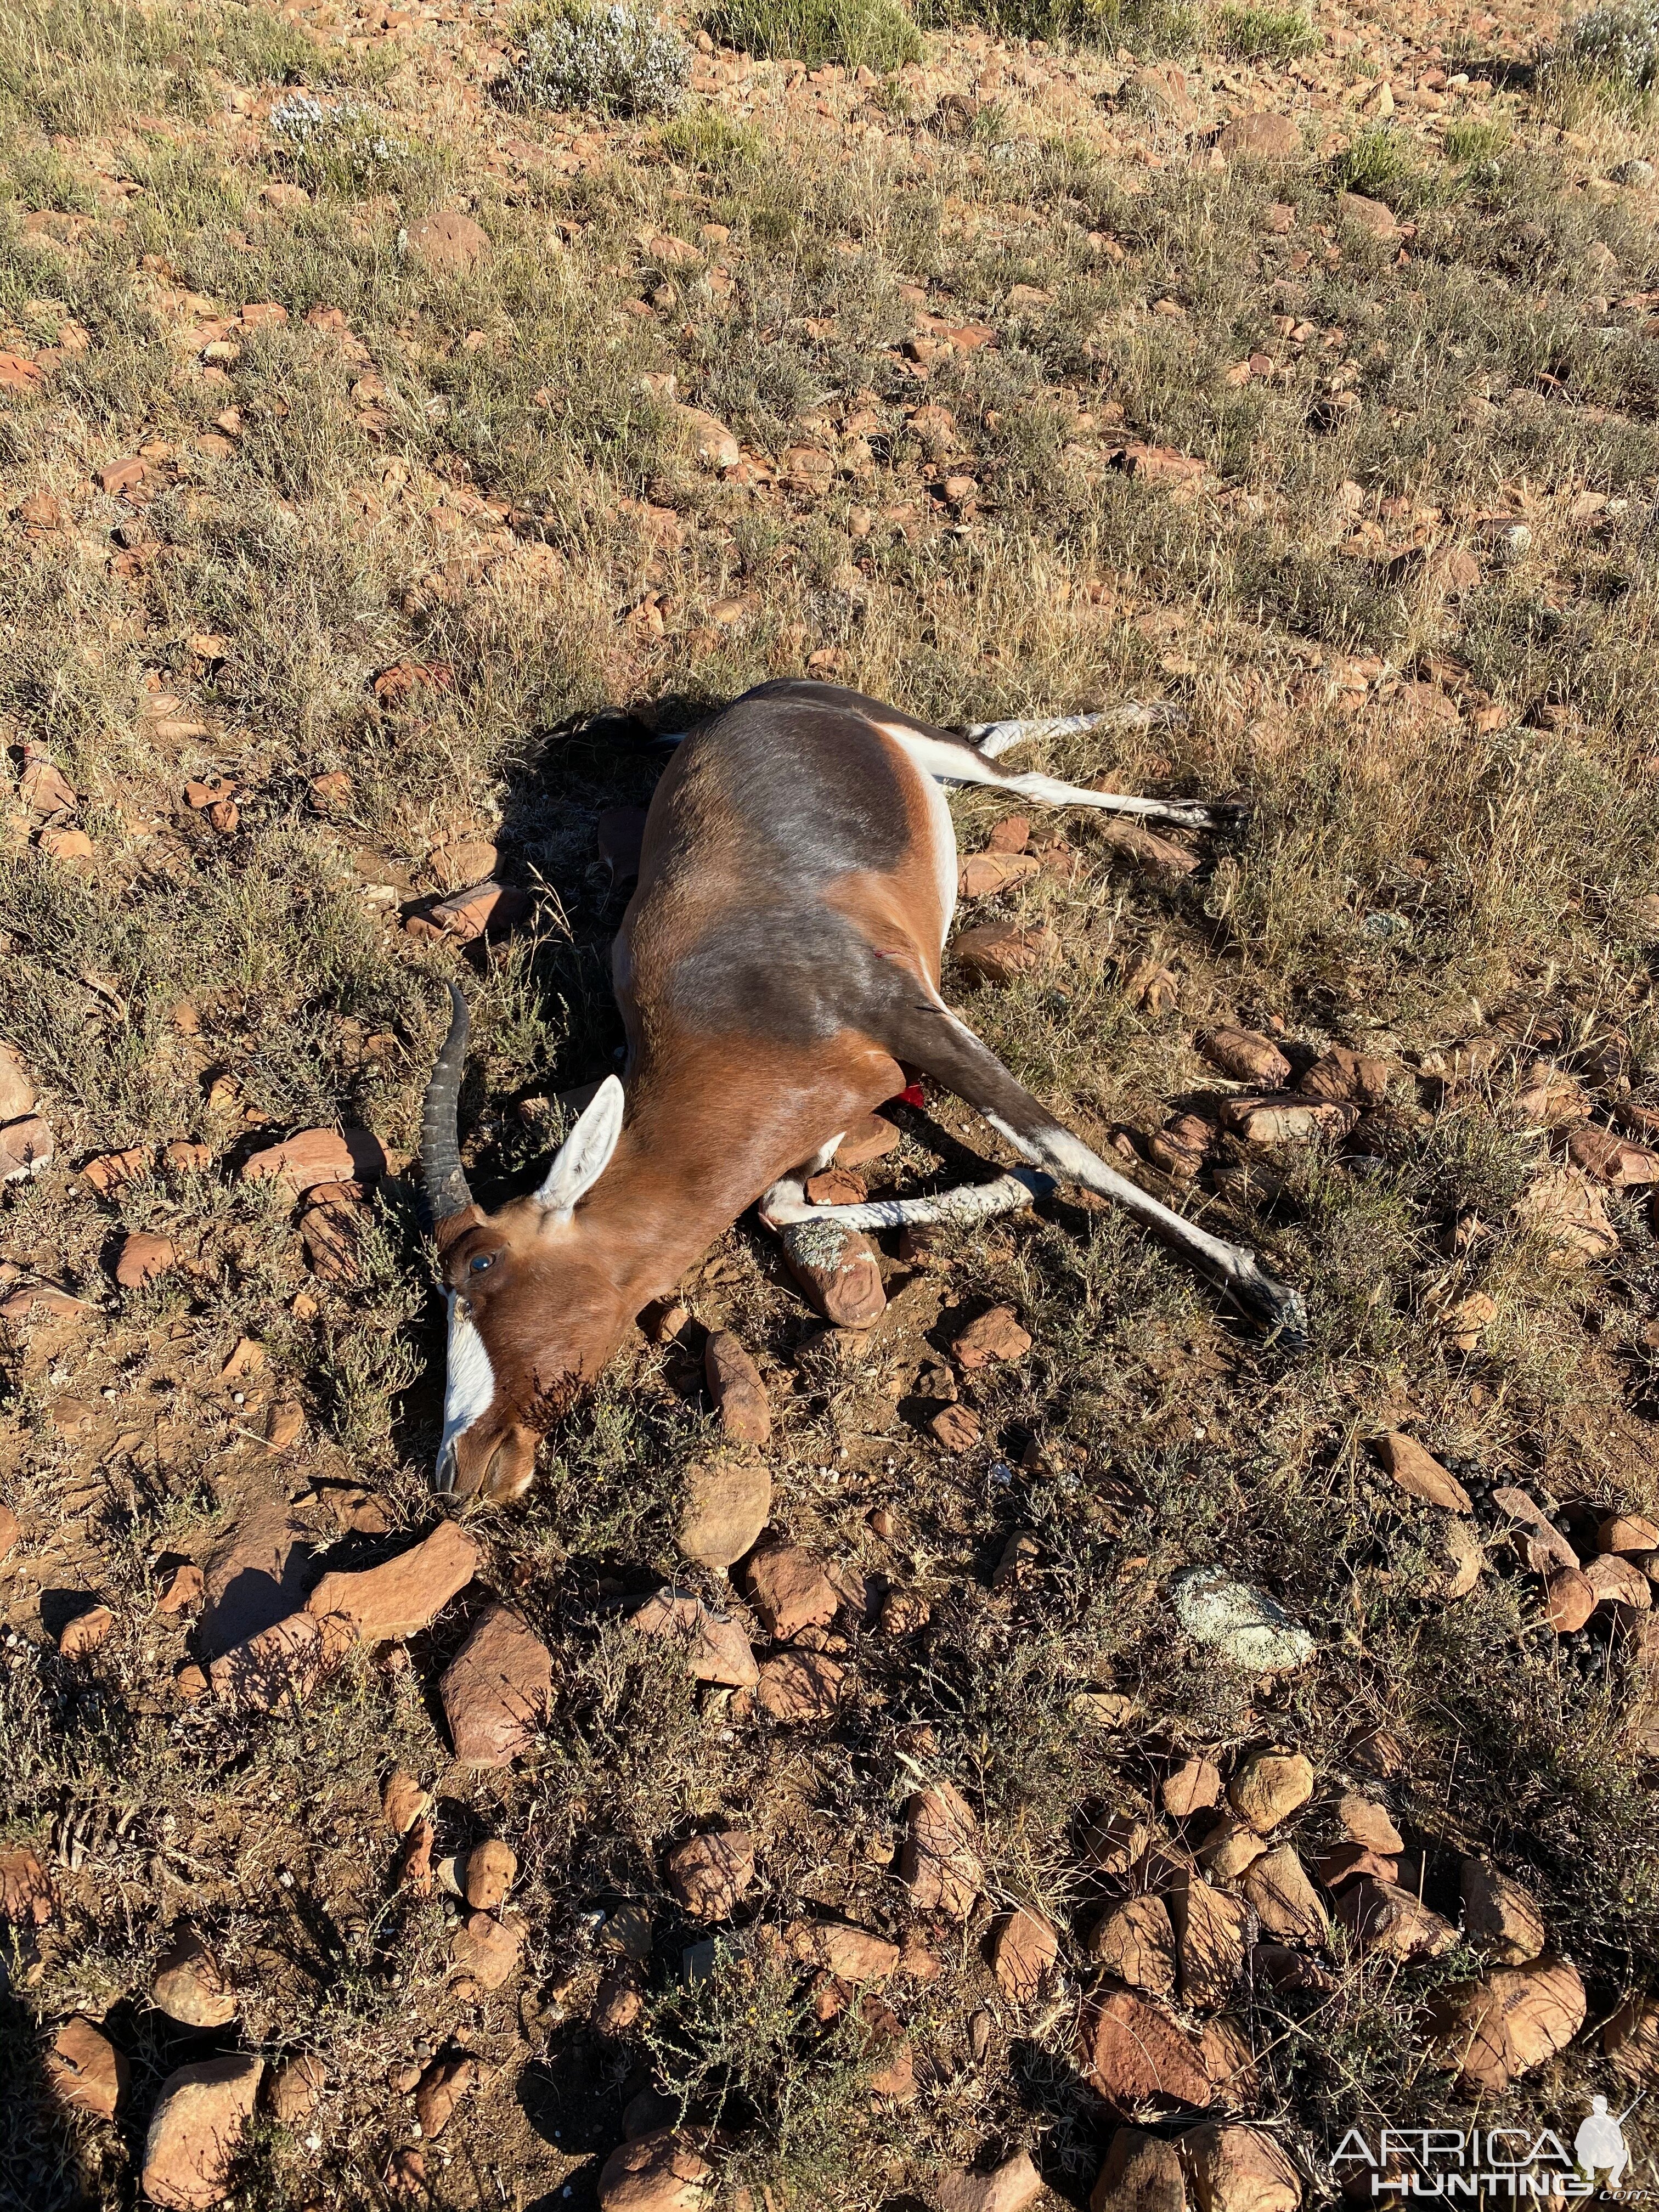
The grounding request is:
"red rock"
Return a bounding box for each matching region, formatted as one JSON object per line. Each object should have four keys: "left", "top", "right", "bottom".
{"left": 1568, "top": 1126, "right": 1657, "bottom": 1185}
{"left": 99, "top": 455, "right": 146, "bottom": 495}
{"left": 46, "top": 2017, "right": 127, "bottom": 2119}
{"left": 778, "top": 1215, "right": 886, "bottom": 1324}
{"left": 703, "top": 1330, "right": 770, "bottom": 1445}
{"left": 1171, "top": 1874, "right": 1248, "bottom": 2008}
{"left": 952, "top": 1304, "right": 1031, "bottom": 1369}
{"left": 665, "top": 1829, "right": 754, "bottom": 1920}
{"left": 309, "top": 770, "right": 352, "bottom": 809}
{"left": 267, "top": 2054, "right": 324, "bottom": 2125}
{"left": 140, "top": 2055, "right": 263, "bottom": 2210}
{"left": 931, "top": 1404, "right": 984, "bottom": 1452}
{"left": 960, "top": 850, "right": 1041, "bottom": 897}
{"left": 0, "top": 1043, "right": 35, "bottom": 1121}
{"left": 986, "top": 1906, "right": 1058, "bottom": 2001}
{"left": 901, "top": 1780, "right": 983, "bottom": 1917}
{"left": 1090, "top": 2127, "right": 1188, "bottom": 2212}
{"left": 1460, "top": 1860, "right": 1545, "bottom": 1964}
{"left": 1600, "top": 1511, "right": 1659, "bottom": 1555}
{"left": 240, "top": 1126, "right": 385, "bottom": 1195}
{"left": 1090, "top": 1895, "right": 1177, "bottom": 1995}
{"left": 153, "top": 1927, "right": 236, "bottom": 2028}
{"left": 0, "top": 1114, "right": 53, "bottom": 1182}
{"left": 57, "top": 1602, "right": 111, "bottom": 1660}
{"left": 0, "top": 1503, "right": 19, "bottom": 1563}
{"left": 1200, "top": 1027, "right": 1293, "bottom": 1086}
{"left": 406, "top": 879, "right": 533, "bottom": 942}
{"left": 1435, "top": 1956, "right": 1585, "bottom": 2092}
{"left": 1243, "top": 1847, "right": 1328, "bottom": 1942}
{"left": 756, "top": 1649, "right": 847, "bottom": 1722}
{"left": 745, "top": 1541, "right": 838, "bottom": 1639}
{"left": 404, "top": 211, "right": 490, "bottom": 270}
{"left": 629, "top": 1588, "right": 758, "bottom": 1687}
{"left": 1541, "top": 1565, "right": 1594, "bottom": 1632}
{"left": 1219, "top": 1093, "right": 1359, "bottom": 1146}
{"left": 675, "top": 404, "right": 741, "bottom": 470}
{"left": 163, "top": 1139, "right": 212, "bottom": 1173}
{"left": 0, "top": 351, "right": 44, "bottom": 393}
{"left": 381, "top": 1769, "right": 431, "bottom": 1835}
{"left": 19, "top": 753, "right": 76, "bottom": 814}
{"left": 210, "top": 1609, "right": 352, "bottom": 1711}
{"left": 1215, "top": 111, "right": 1301, "bottom": 161}
{"left": 936, "top": 2149, "right": 1043, "bottom": 2212}
{"left": 594, "top": 1961, "right": 644, "bottom": 2033}
{"left": 1313, "top": 1843, "right": 1398, "bottom": 1888}
{"left": 450, "top": 1911, "right": 524, "bottom": 1988}
{"left": 1163, "top": 1754, "right": 1223, "bottom": 1816}
{"left": 1491, "top": 1487, "right": 1578, "bottom": 1571}
{"left": 305, "top": 1520, "right": 478, "bottom": 1643}
{"left": 805, "top": 1164, "right": 866, "bottom": 1205}
{"left": 0, "top": 1846, "right": 54, "bottom": 1925}
{"left": 115, "top": 1232, "right": 176, "bottom": 1288}
{"left": 1337, "top": 191, "right": 1398, "bottom": 238}
{"left": 1585, "top": 1552, "right": 1650, "bottom": 1610}
{"left": 415, "top": 2054, "right": 475, "bottom": 2138}
{"left": 37, "top": 826, "right": 92, "bottom": 862}
{"left": 1228, "top": 1751, "right": 1313, "bottom": 1831}
{"left": 80, "top": 1143, "right": 151, "bottom": 1193}
{"left": 834, "top": 1111, "right": 902, "bottom": 1166}
{"left": 399, "top": 1817, "right": 433, "bottom": 1894}
{"left": 596, "top": 2128, "right": 713, "bottom": 2210}
{"left": 464, "top": 1838, "right": 517, "bottom": 1909}
{"left": 439, "top": 1605, "right": 553, "bottom": 1767}
{"left": 819, "top": 1923, "right": 900, "bottom": 1982}
{"left": 1337, "top": 1793, "right": 1403, "bottom": 1852}
{"left": 1300, "top": 1046, "right": 1391, "bottom": 1105}
{"left": 953, "top": 921, "right": 1057, "bottom": 983}
{"left": 1183, "top": 2124, "right": 1302, "bottom": 2212}
{"left": 988, "top": 815, "right": 1031, "bottom": 853}
{"left": 1334, "top": 1877, "right": 1455, "bottom": 1959}
{"left": 1076, "top": 1988, "right": 1212, "bottom": 2111}
{"left": 1371, "top": 1432, "right": 1472, "bottom": 1513}
{"left": 239, "top": 301, "right": 289, "bottom": 328}
{"left": 1514, "top": 1166, "right": 1618, "bottom": 1263}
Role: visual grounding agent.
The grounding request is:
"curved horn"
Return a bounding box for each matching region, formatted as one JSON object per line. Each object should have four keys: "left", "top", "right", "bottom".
{"left": 421, "top": 982, "right": 475, "bottom": 1224}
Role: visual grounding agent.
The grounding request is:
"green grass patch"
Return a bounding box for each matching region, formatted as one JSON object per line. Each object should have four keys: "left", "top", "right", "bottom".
{"left": 704, "top": 0, "right": 922, "bottom": 69}
{"left": 656, "top": 101, "right": 767, "bottom": 168}
{"left": 1333, "top": 121, "right": 1419, "bottom": 201}
{"left": 1442, "top": 114, "right": 1511, "bottom": 163}
{"left": 1214, "top": 2, "right": 1317, "bottom": 59}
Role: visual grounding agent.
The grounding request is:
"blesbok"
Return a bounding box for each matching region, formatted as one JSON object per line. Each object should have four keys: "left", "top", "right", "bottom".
{"left": 421, "top": 679, "right": 1303, "bottom": 1500}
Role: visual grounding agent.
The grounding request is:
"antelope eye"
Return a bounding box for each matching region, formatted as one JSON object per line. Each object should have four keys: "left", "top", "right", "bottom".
{"left": 469, "top": 1252, "right": 496, "bottom": 1275}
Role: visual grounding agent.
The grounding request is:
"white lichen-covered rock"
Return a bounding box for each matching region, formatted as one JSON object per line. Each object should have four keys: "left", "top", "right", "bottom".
{"left": 1171, "top": 1570, "right": 1314, "bottom": 1673}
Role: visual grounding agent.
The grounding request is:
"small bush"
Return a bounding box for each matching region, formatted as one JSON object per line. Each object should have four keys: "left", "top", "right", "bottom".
{"left": 704, "top": 0, "right": 921, "bottom": 68}
{"left": 1215, "top": 3, "right": 1316, "bottom": 60}
{"left": 1441, "top": 115, "right": 1511, "bottom": 163}
{"left": 917, "top": 0, "right": 1193, "bottom": 47}
{"left": 1542, "top": 4, "right": 1659, "bottom": 105}
{"left": 656, "top": 101, "right": 766, "bottom": 166}
{"left": 500, "top": 1, "right": 689, "bottom": 116}
{"left": 267, "top": 91, "right": 409, "bottom": 189}
{"left": 1334, "top": 123, "right": 1417, "bottom": 200}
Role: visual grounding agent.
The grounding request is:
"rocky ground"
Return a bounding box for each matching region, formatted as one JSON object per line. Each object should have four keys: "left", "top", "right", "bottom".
{"left": 2, "top": 0, "right": 1659, "bottom": 2204}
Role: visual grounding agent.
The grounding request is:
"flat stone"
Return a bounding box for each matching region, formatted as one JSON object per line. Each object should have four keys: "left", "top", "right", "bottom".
{"left": 1091, "top": 2126, "right": 1188, "bottom": 2212}
{"left": 1199, "top": 1026, "right": 1292, "bottom": 1086}
{"left": 675, "top": 1453, "right": 771, "bottom": 1570}
{"left": 953, "top": 921, "right": 1058, "bottom": 983}
{"left": 450, "top": 1911, "right": 524, "bottom": 1989}
{"left": 937, "top": 2149, "right": 1045, "bottom": 2212}
{"left": 266, "top": 2053, "right": 324, "bottom": 2125}
{"left": 986, "top": 1906, "right": 1058, "bottom": 2001}
{"left": 756, "top": 1649, "right": 847, "bottom": 1722}
{"left": 381, "top": 1770, "right": 431, "bottom": 1835}
{"left": 415, "top": 2055, "right": 475, "bottom": 2138}
{"left": 0, "top": 1114, "right": 54, "bottom": 1181}
{"left": 1089, "top": 1894, "right": 1176, "bottom": 1995}
{"left": 596, "top": 2128, "right": 714, "bottom": 2210}
{"left": 1171, "top": 1874, "right": 1248, "bottom": 2009}
{"left": 1243, "top": 1847, "right": 1328, "bottom": 1942}
{"left": 141, "top": 2056, "right": 263, "bottom": 2210}
{"left": 1436, "top": 1956, "right": 1585, "bottom": 2093}
{"left": 1337, "top": 190, "right": 1398, "bottom": 238}
{"left": 703, "top": 1330, "right": 771, "bottom": 1446}
{"left": 1337, "top": 1792, "right": 1402, "bottom": 1853}
{"left": 46, "top": 2017, "right": 127, "bottom": 2119}
{"left": 1228, "top": 1751, "right": 1314, "bottom": 1832}
{"left": 1600, "top": 1512, "right": 1659, "bottom": 1555}
{"left": 404, "top": 210, "right": 490, "bottom": 270}
{"left": 1334, "top": 1877, "right": 1456, "bottom": 1960}
{"left": 200, "top": 1503, "right": 315, "bottom": 1658}
{"left": 1545, "top": 1565, "right": 1598, "bottom": 1633}
{"left": 209, "top": 1609, "right": 352, "bottom": 1712}
{"left": 779, "top": 1215, "right": 886, "bottom": 1325}
{"left": 439, "top": 1604, "right": 554, "bottom": 1766}
{"left": 1182, "top": 2124, "right": 1302, "bottom": 2212}
{"left": 304, "top": 1520, "right": 478, "bottom": 1643}
{"left": 0, "top": 1846, "right": 54, "bottom": 1925}
{"left": 1076, "top": 1988, "right": 1212, "bottom": 2111}
{"left": 628, "top": 1588, "right": 758, "bottom": 1688}
{"left": 665, "top": 1829, "right": 754, "bottom": 1921}
{"left": 1163, "top": 1754, "right": 1223, "bottom": 1816}
{"left": 901, "top": 1780, "right": 984, "bottom": 1917}
{"left": 1215, "top": 111, "right": 1301, "bottom": 162}
{"left": 116, "top": 1232, "right": 176, "bottom": 1288}
{"left": 58, "top": 1603, "right": 112, "bottom": 1658}
{"left": 153, "top": 1927, "right": 236, "bottom": 2028}
{"left": 1372, "top": 1432, "right": 1471, "bottom": 1513}
{"left": 1197, "top": 1814, "right": 1267, "bottom": 1881}
{"left": 952, "top": 1304, "right": 1031, "bottom": 1369}
{"left": 818, "top": 1923, "right": 900, "bottom": 1982}
{"left": 0, "top": 1042, "right": 36, "bottom": 1121}
{"left": 241, "top": 1126, "right": 385, "bottom": 1196}
{"left": 464, "top": 1838, "right": 517, "bottom": 1910}
{"left": 745, "top": 1541, "right": 838, "bottom": 1639}
{"left": 1460, "top": 1860, "right": 1545, "bottom": 1964}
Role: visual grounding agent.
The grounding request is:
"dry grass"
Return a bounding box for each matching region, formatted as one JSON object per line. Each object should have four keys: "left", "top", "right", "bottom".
{"left": 2, "top": 0, "right": 1658, "bottom": 2202}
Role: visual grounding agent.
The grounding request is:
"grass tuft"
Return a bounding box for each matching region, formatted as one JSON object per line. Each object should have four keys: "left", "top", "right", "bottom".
{"left": 703, "top": 0, "right": 923, "bottom": 69}
{"left": 1214, "top": 2, "right": 1317, "bottom": 59}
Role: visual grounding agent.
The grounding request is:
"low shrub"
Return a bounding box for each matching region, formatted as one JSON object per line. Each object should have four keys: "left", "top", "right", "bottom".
{"left": 500, "top": 1, "right": 689, "bottom": 116}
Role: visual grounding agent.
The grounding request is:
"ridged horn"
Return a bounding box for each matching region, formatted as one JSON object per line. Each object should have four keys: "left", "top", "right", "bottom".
{"left": 421, "top": 982, "right": 475, "bottom": 1224}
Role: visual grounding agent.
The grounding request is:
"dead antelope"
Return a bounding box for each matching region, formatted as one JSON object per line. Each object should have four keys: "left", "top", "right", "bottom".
{"left": 421, "top": 679, "right": 1304, "bottom": 1500}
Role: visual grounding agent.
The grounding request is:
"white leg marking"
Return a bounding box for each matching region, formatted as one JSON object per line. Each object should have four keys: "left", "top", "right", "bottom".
{"left": 873, "top": 721, "right": 1224, "bottom": 831}
{"left": 967, "top": 704, "right": 1188, "bottom": 758}
{"left": 438, "top": 1292, "right": 497, "bottom": 1487}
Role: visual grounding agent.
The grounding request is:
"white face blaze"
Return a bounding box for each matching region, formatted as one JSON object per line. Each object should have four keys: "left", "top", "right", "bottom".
{"left": 437, "top": 1291, "right": 498, "bottom": 1490}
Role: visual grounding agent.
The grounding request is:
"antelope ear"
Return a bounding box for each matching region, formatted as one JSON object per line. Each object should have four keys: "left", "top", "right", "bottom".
{"left": 534, "top": 1075, "right": 625, "bottom": 1221}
